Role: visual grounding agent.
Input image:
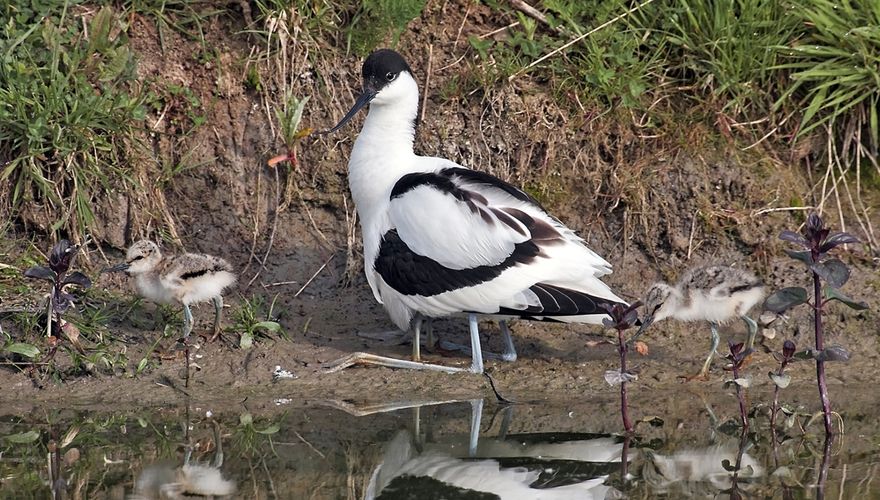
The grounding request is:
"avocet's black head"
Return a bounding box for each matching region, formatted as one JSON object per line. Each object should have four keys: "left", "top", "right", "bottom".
{"left": 325, "top": 49, "right": 414, "bottom": 134}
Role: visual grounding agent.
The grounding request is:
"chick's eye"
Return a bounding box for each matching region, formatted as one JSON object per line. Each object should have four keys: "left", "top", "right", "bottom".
{"left": 385, "top": 72, "right": 396, "bottom": 82}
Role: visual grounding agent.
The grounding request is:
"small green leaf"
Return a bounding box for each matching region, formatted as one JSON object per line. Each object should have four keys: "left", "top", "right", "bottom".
{"left": 240, "top": 331, "right": 253, "bottom": 349}
{"left": 253, "top": 321, "right": 281, "bottom": 333}
{"left": 3, "top": 430, "right": 40, "bottom": 444}
{"left": 255, "top": 423, "right": 280, "bottom": 435}
{"left": 6, "top": 342, "right": 40, "bottom": 358}
{"left": 137, "top": 357, "right": 149, "bottom": 374}
{"left": 824, "top": 287, "right": 868, "bottom": 310}
{"left": 769, "top": 372, "right": 791, "bottom": 389}
{"left": 239, "top": 413, "right": 253, "bottom": 426}
{"left": 764, "top": 287, "right": 808, "bottom": 313}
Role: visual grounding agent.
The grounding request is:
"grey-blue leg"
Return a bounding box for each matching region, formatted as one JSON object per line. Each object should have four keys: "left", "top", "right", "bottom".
{"left": 468, "top": 398, "right": 484, "bottom": 457}
{"left": 425, "top": 318, "right": 435, "bottom": 349}
{"left": 697, "top": 321, "right": 721, "bottom": 379}
{"left": 499, "top": 320, "right": 517, "bottom": 362}
{"left": 438, "top": 319, "right": 516, "bottom": 362}
{"left": 182, "top": 304, "right": 194, "bottom": 340}
{"left": 468, "top": 314, "right": 485, "bottom": 374}
{"left": 741, "top": 315, "right": 758, "bottom": 350}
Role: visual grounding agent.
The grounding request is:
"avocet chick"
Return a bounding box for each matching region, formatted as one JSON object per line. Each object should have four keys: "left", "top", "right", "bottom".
{"left": 635, "top": 265, "right": 765, "bottom": 380}
{"left": 109, "top": 240, "right": 236, "bottom": 342}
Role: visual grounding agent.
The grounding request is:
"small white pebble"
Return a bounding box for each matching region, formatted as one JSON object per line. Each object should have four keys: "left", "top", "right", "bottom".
{"left": 272, "top": 365, "right": 296, "bottom": 381}
{"left": 206, "top": 410, "right": 213, "bottom": 418}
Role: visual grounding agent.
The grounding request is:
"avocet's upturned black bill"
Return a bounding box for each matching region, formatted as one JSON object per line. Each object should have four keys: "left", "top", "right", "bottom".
{"left": 327, "top": 48, "right": 627, "bottom": 374}
{"left": 325, "top": 49, "right": 413, "bottom": 134}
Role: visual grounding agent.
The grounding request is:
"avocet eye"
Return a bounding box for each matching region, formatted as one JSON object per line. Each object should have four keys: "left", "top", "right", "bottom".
{"left": 385, "top": 72, "right": 396, "bottom": 82}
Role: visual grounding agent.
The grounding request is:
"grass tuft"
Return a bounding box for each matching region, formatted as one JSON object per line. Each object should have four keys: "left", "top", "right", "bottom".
{"left": 0, "top": 3, "right": 145, "bottom": 238}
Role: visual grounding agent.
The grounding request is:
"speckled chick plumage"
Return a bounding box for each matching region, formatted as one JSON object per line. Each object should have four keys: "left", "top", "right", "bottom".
{"left": 122, "top": 240, "right": 236, "bottom": 307}
{"left": 644, "top": 265, "right": 765, "bottom": 325}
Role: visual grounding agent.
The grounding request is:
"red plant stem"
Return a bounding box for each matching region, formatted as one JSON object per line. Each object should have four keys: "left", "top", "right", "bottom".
{"left": 813, "top": 271, "right": 834, "bottom": 436}
{"left": 618, "top": 329, "right": 633, "bottom": 433}
{"left": 732, "top": 362, "right": 749, "bottom": 428}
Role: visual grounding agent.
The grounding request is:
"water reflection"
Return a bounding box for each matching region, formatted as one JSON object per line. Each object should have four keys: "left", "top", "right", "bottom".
{"left": 0, "top": 394, "right": 876, "bottom": 498}
{"left": 641, "top": 430, "right": 763, "bottom": 496}
{"left": 130, "top": 419, "right": 236, "bottom": 499}
{"left": 358, "top": 400, "right": 624, "bottom": 499}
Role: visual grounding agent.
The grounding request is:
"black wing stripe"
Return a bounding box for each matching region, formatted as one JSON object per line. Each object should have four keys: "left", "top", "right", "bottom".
{"left": 497, "top": 284, "right": 623, "bottom": 318}
{"left": 440, "top": 167, "right": 544, "bottom": 207}
{"left": 728, "top": 281, "right": 763, "bottom": 294}
{"left": 180, "top": 268, "right": 211, "bottom": 280}
{"left": 375, "top": 229, "right": 540, "bottom": 297}
{"left": 391, "top": 172, "right": 488, "bottom": 206}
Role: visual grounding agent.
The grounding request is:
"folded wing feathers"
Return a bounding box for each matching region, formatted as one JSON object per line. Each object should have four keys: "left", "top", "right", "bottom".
{"left": 445, "top": 168, "right": 614, "bottom": 276}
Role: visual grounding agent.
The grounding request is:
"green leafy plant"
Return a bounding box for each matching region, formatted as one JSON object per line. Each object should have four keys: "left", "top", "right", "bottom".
{"left": 0, "top": 5, "right": 145, "bottom": 238}
{"left": 231, "top": 296, "right": 282, "bottom": 349}
{"left": 117, "top": 0, "right": 223, "bottom": 49}
{"left": 346, "top": 0, "right": 426, "bottom": 55}
{"left": 775, "top": 0, "right": 880, "bottom": 144}
{"left": 764, "top": 213, "right": 867, "bottom": 436}
{"left": 657, "top": 0, "right": 799, "bottom": 118}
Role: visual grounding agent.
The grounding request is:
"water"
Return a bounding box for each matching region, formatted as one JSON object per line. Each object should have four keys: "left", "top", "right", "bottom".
{"left": 1, "top": 396, "right": 877, "bottom": 499}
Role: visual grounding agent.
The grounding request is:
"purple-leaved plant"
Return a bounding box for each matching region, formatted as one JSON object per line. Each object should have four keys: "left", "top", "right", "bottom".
{"left": 602, "top": 301, "right": 642, "bottom": 434}
{"left": 724, "top": 340, "right": 752, "bottom": 428}
{"left": 23, "top": 240, "right": 91, "bottom": 360}
{"left": 765, "top": 213, "right": 866, "bottom": 436}
{"left": 769, "top": 340, "right": 797, "bottom": 430}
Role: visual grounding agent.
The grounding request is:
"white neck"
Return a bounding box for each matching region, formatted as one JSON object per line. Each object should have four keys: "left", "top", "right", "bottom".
{"left": 347, "top": 73, "right": 421, "bottom": 223}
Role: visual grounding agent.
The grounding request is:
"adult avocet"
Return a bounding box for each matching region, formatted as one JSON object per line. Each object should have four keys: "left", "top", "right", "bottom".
{"left": 325, "top": 49, "right": 625, "bottom": 374}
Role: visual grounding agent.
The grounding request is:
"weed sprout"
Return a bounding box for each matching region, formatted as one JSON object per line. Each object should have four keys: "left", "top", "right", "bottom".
{"left": 723, "top": 340, "right": 752, "bottom": 429}
{"left": 601, "top": 301, "right": 642, "bottom": 433}
{"left": 23, "top": 240, "right": 92, "bottom": 363}
{"left": 764, "top": 213, "right": 866, "bottom": 436}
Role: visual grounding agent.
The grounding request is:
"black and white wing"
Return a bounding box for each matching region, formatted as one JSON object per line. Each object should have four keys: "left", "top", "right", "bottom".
{"left": 374, "top": 165, "right": 624, "bottom": 322}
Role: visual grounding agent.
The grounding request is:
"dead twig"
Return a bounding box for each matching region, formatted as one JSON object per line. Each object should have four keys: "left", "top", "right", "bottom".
{"left": 452, "top": 4, "right": 471, "bottom": 50}
{"left": 293, "top": 254, "right": 335, "bottom": 298}
{"left": 247, "top": 164, "right": 281, "bottom": 288}
{"left": 261, "top": 280, "right": 299, "bottom": 288}
{"left": 509, "top": 0, "right": 550, "bottom": 26}
{"left": 420, "top": 44, "right": 434, "bottom": 124}
{"left": 294, "top": 430, "right": 326, "bottom": 459}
